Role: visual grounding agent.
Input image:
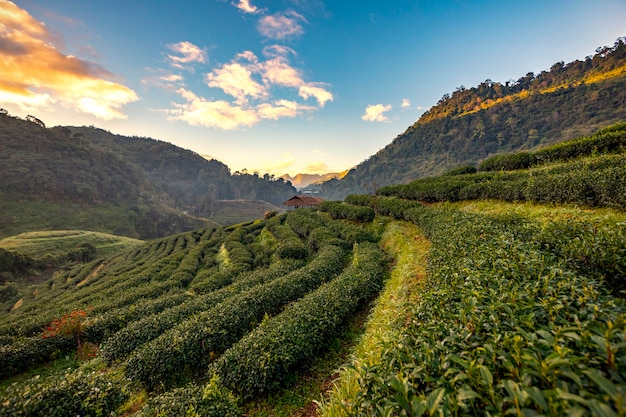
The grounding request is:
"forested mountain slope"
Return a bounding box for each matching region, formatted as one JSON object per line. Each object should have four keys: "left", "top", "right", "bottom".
{"left": 0, "top": 115, "right": 295, "bottom": 238}
{"left": 312, "top": 38, "right": 626, "bottom": 199}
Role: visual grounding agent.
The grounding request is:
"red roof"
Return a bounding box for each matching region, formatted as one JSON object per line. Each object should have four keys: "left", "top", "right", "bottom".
{"left": 282, "top": 195, "right": 324, "bottom": 207}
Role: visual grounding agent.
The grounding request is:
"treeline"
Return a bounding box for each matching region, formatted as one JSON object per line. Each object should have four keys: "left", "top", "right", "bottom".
{"left": 0, "top": 114, "right": 296, "bottom": 238}
{"left": 312, "top": 37, "right": 626, "bottom": 199}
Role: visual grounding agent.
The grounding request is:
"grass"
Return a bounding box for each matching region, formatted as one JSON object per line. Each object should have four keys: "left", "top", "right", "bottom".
{"left": 0, "top": 230, "right": 143, "bottom": 260}
{"left": 317, "top": 220, "right": 431, "bottom": 416}
{"left": 210, "top": 200, "right": 283, "bottom": 226}
{"left": 456, "top": 199, "right": 626, "bottom": 226}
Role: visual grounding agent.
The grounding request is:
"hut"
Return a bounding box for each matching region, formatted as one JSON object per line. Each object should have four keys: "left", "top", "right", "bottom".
{"left": 282, "top": 195, "right": 324, "bottom": 210}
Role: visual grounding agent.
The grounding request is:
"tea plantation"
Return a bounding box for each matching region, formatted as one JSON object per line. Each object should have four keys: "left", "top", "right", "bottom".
{"left": 1, "top": 124, "right": 626, "bottom": 416}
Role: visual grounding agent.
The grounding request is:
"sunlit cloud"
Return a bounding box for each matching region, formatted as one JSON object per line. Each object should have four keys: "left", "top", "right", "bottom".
{"left": 0, "top": 1, "right": 138, "bottom": 119}
{"left": 160, "top": 74, "right": 184, "bottom": 83}
{"left": 299, "top": 84, "right": 333, "bottom": 106}
{"left": 167, "top": 88, "right": 260, "bottom": 130}
{"left": 256, "top": 152, "right": 297, "bottom": 174}
{"left": 304, "top": 160, "right": 330, "bottom": 174}
{"left": 166, "top": 41, "right": 207, "bottom": 69}
{"left": 258, "top": 10, "right": 306, "bottom": 39}
{"left": 361, "top": 103, "right": 392, "bottom": 122}
{"left": 401, "top": 98, "right": 411, "bottom": 109}
{"left": 232, "top": 0, "right": 262, "bottom": 14}
{"left": 257, "top": 100, "right": 312, "bottom": 120}
{"left": 206, "top": 61, "right": 267, "bottom": 103}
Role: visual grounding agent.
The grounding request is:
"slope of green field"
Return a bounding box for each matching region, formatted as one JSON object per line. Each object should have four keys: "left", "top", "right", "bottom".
{"left": 0, "top": 230, "right": 142, "bottom": 260}
{"left": 1, "top": 126, "right": 625, "bottom": 416}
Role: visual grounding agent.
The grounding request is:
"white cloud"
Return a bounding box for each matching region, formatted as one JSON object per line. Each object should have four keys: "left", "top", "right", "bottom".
{"left": 167, "top": 88, "right": 259, "bottom": 130}
{"left": 205, "top": 61, "right": 267, "bottom": 103}
{"left": 232, "top": 0, "right": 262, "bottom": 14}
{"left": 166, "top": 41, "right": 207, "bottom": 69}
{"left": 401, "top": 98, "right": 411, "bottom": 109}
{"left": 258, "top": 10, "right": 306, "bottom": 39}
{"left": 361, "top": 103, "right": 392, "bottom": 122}
{"left": 0, "top": 1, "right": 138, "bottom": 120}
{"left": 257, "top": 100, "right": 305, "bottom": 120}
{"left": 299, "top": 84, "right": 333, "bottom": 107}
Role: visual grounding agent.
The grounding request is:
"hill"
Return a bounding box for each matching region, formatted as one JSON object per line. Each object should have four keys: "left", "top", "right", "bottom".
{"left": 0, "top": 125, "right": 625, "bottom": 416}
{"left": 310, "top": 37, "right": 626, "bottom": 199}
{"left": 280, "top": 171, "right": 348, "bottom": 189}
{"left": 0, "top": 115, "right": 296, "bottom": 238}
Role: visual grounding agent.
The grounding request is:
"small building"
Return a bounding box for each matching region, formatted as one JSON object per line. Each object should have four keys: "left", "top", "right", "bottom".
{"left": 282, "top": 195, "right": 324, "bottom": 210}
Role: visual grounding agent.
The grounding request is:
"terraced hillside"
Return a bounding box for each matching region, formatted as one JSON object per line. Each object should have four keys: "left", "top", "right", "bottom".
{"left": 1, "top": 124, "right": 625, "bottom": 416}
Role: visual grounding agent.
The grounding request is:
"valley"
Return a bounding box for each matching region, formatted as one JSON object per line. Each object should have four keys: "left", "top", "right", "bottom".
{"left": 1, "top": 38, "right": 626, "bottom": 416}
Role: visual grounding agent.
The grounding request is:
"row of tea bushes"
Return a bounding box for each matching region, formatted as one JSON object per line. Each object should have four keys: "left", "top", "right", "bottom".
{"left": 479, "top": 122, "right": 626, "bottom": 171}
{"left": 377, "top": 154, "right": 626, "bottom": 209}
{"left": 346, "top": 202, "right": 626, "bottom": 415}
{"left": 124, "top": 244, "right": 347, "bottom": 390}
{"left": 318, "top": 200, "right": 376, "bottom": 223}
{"left": 211, "top": 242, "right": 387, "bottom": 398}
{"left": 1, "top": 367, "right": 131, "bottom": 417}
{"left": 100, "top": 259, "right": 304, "bottom": 364}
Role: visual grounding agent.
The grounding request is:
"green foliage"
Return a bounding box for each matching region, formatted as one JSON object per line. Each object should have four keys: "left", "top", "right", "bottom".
{"left": 100, "top": 260, "right": 303, "bottom": 364}
{"left": 124, "top": 245, "right": 347, "bottom": 390}
{"left": 479, "top": 122, "right": 626, "bottom": 171}
{"left": 136, "top": 376, "right": 239, "bottom": 417}
{"left": 318, "top": 201, "right": 376, "bottom": 223}
{"left": 1, "top": 367, "right": 130, "bottom": 417}
{"left": 344, "top": 202, "right": 626, "bottom": 416}
{"left": 442, "top": 165, "right": 478, "bottom": 176}
{"left": 211, "top": 243, "right": 387, "bottom": 398}
{"left": 378, "top": 152, "right": 626, "bottom": 210}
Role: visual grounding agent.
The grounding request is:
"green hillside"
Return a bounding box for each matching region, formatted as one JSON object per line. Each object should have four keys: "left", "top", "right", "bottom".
{"left": 0, "top": 125, "right": 625, "bottom": 416}
{"left": 0, "top": 114, "right": 295, "bottom": 239}
{"left": 0, "top": 230, "right": 142, "bottom": 260}
{"left": 311, "top": 38, "right": 626, "bottom": 199}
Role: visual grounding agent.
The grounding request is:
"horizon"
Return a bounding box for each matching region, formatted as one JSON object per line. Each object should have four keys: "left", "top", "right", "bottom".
{"left": 1, "top": 0, "right": 625, "bottom": 176}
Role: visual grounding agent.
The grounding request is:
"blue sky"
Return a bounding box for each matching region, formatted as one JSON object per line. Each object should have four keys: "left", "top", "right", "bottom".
{"left": 2, "top": 0, "right": 625, "bottom": 175}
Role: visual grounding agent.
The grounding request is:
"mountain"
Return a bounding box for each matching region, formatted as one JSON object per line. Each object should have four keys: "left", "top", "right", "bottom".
{"left": 0, "top": 115, "right": 295, "bottom": 239}
{"left": 279, "top": 171, "right": 347, "bottom": 189}
{"left": 311, "top": 37, "right": 626, "bottom": 200}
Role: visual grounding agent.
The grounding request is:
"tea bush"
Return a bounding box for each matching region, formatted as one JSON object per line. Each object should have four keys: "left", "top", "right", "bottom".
{"left": 101, "top": 259, "right": 304, "bottom": 364}
{"left": 135, "top": 376, "right": 239, "bottom": 417}
{"left": 124, "top": 245, "right": 347, "bottom": 390}
{"left": 318, "top": 201, "right": 376, "bottom": 223}
{"left": 1, "top": 368, "right": 130, "bottom": 417}
{"left": 479, "top": 122, "right": 626, "bottom": 171}
{"left": 211, "top": 242, "right": 387, "bottom": 398}
{"left": 350, "top": 204, "right": 626, "bottom": 416}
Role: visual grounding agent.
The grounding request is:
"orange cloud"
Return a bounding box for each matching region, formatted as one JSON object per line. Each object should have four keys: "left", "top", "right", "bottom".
{"left": 0, "top": 1, "right": 138, "bottom": 119}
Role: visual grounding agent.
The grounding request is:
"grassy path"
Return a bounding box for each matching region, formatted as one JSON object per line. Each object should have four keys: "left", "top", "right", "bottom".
{"left": 318, "top": 220, "right": 430, "bottom": 416}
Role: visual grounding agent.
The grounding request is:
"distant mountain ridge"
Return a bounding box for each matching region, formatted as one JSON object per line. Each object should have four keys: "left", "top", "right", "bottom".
{"left": 311, "top": 37, "right": 626, "bottom": 199}
{"left": 280, "top": 171, "right": 348, "bottom": 189}
{"left": 0, "top": 116, "right": 295, "bottom": 239}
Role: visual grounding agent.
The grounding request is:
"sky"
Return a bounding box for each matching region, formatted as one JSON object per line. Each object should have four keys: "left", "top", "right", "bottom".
{"left": 1, "top": 1, "right": 625, "bottom": 176}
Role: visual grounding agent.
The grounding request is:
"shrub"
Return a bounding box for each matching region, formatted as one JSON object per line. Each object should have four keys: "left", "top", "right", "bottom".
{"left": 124, "top": 245, "right": 347, "bottom": 390}
{"left": 211, "top": 242, "right": 387, "bottom": 398}
{"left": 1, "top": 368, "right": 130, "bottom": 417}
